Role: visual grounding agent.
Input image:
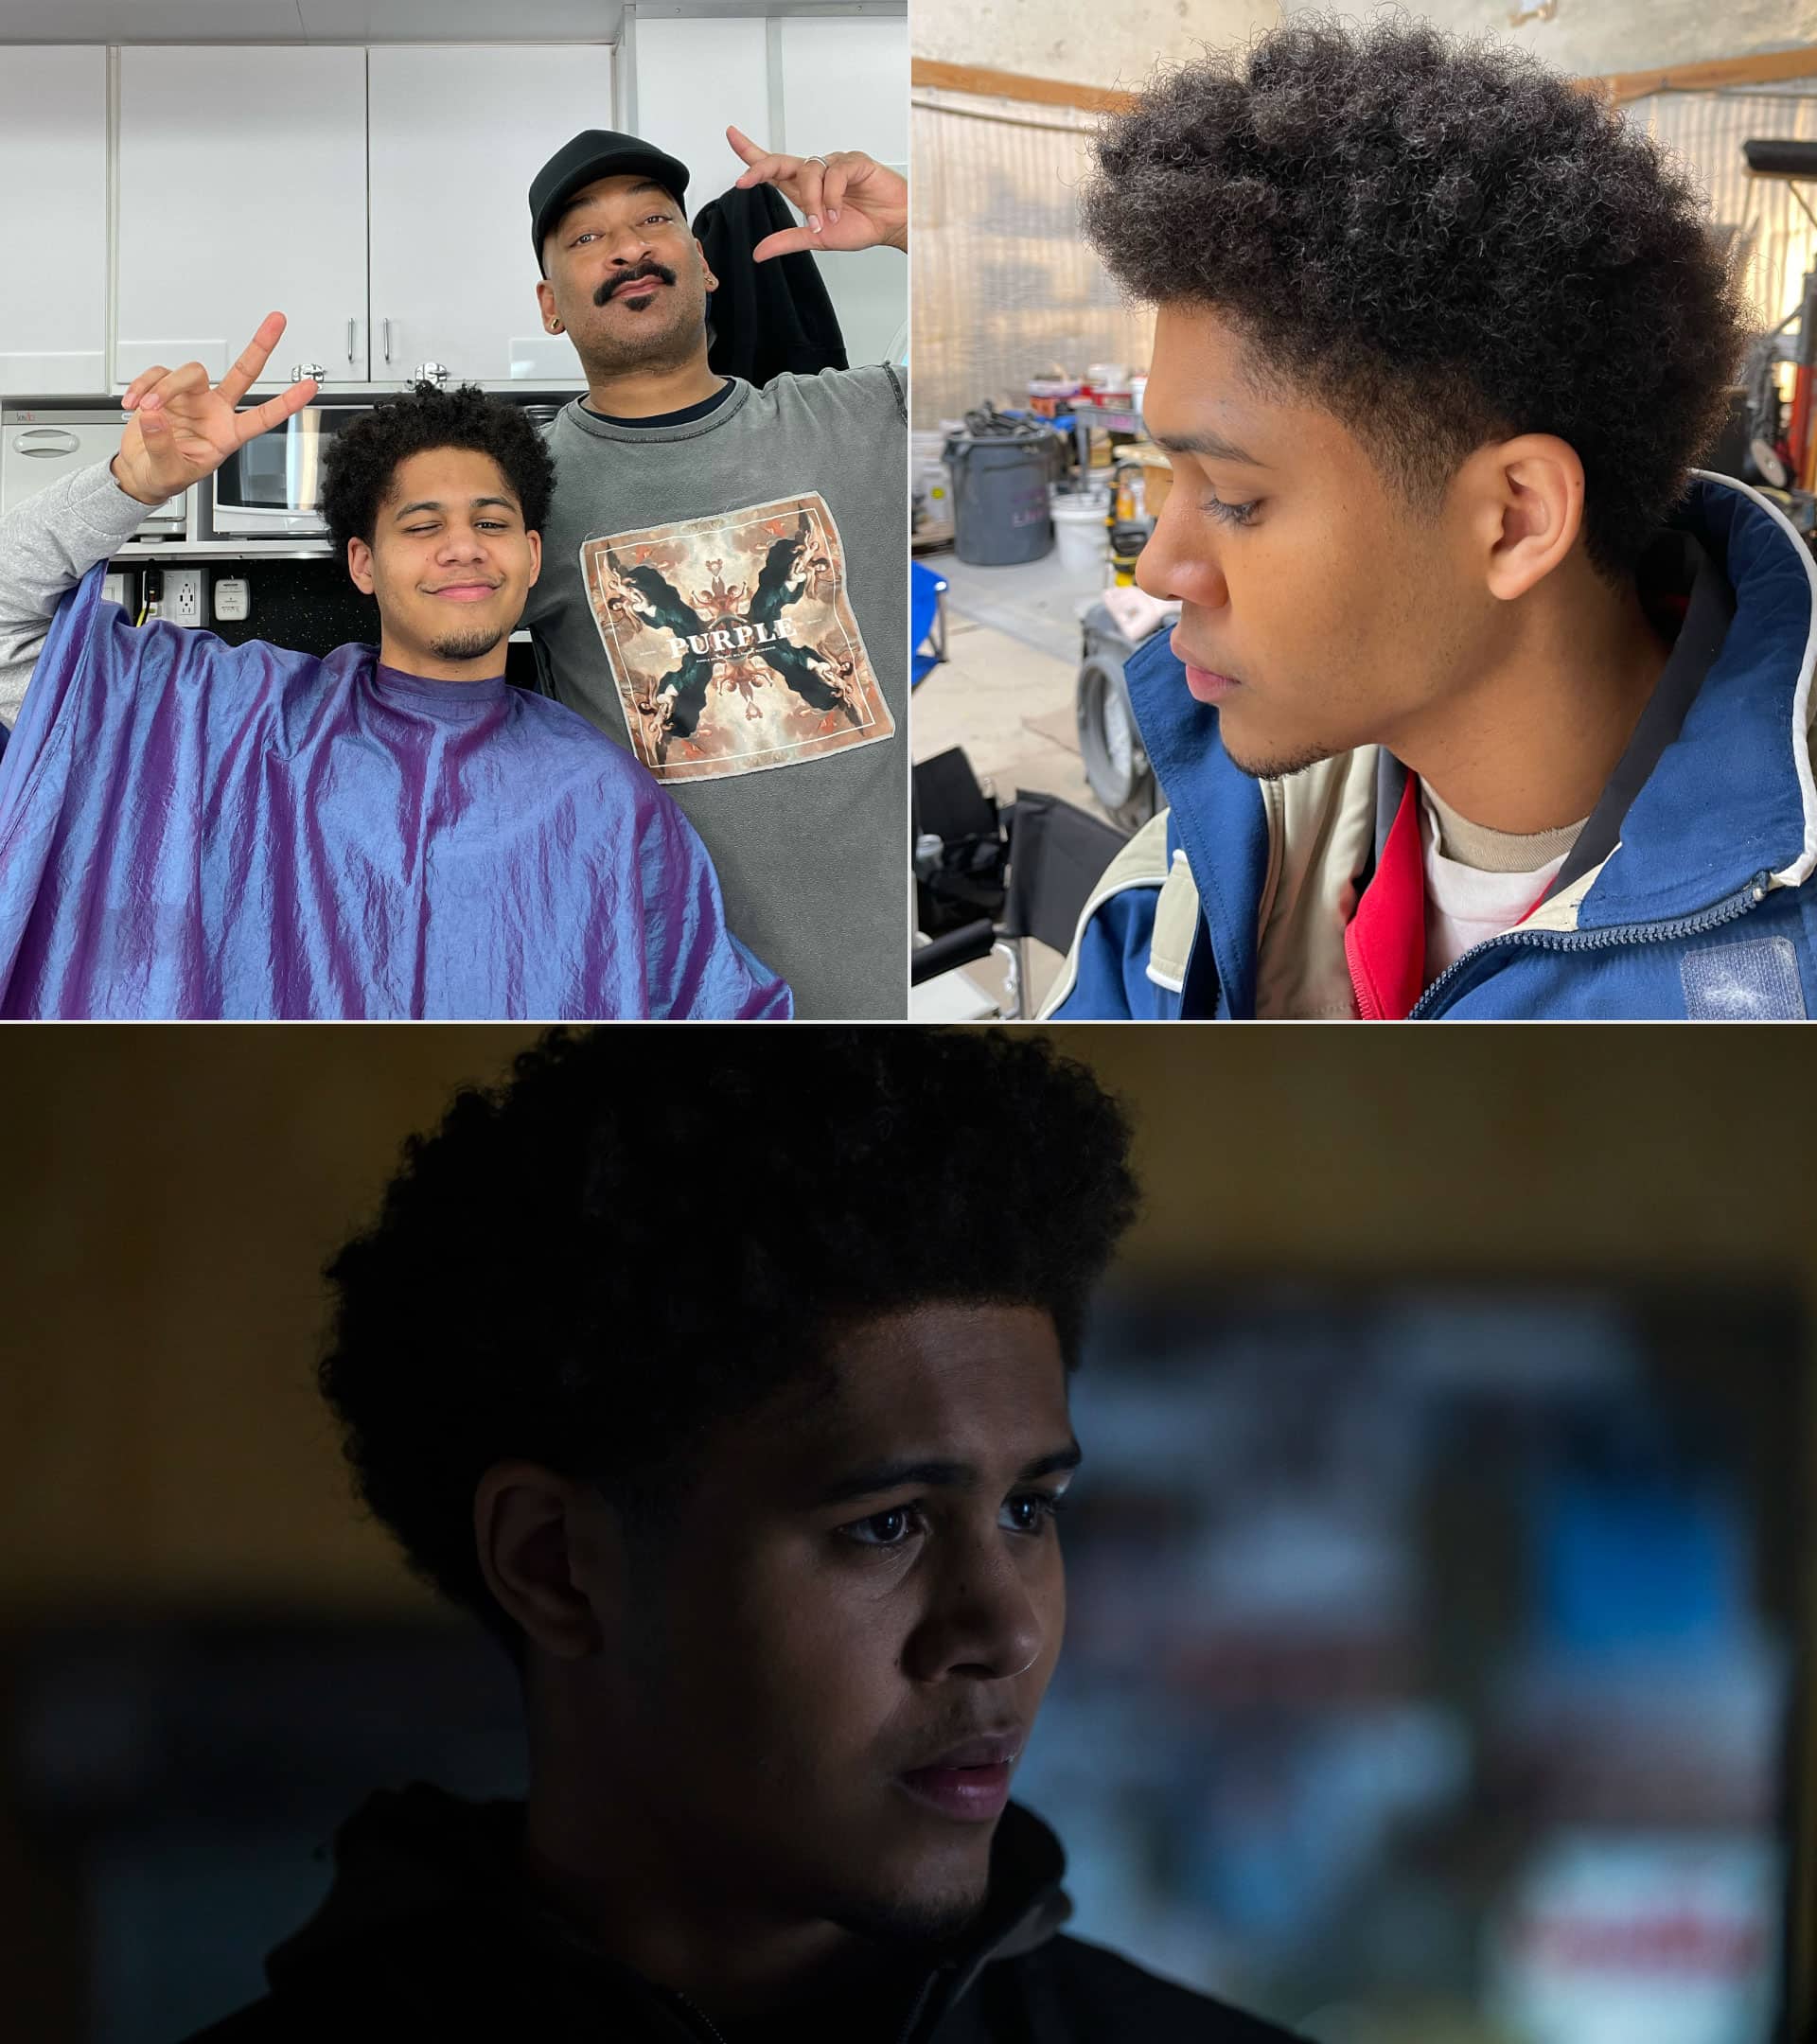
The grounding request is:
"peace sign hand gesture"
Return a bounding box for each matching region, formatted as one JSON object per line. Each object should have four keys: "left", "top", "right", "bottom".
{"left": 111, "top": 311, "right": 318, "bottom": 508}
{"left": 726, "top": 126, "right": 908, "bottom": 262}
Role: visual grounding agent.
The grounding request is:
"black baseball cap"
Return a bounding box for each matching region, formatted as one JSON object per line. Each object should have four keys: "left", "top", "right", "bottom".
{"left": 529, "top": 129, "right": 692, "bottom": 269}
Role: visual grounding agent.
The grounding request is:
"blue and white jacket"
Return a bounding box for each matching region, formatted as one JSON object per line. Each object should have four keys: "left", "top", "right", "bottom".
{"left": 1044, "top": 473, "right": 1817, "bottom": 1021}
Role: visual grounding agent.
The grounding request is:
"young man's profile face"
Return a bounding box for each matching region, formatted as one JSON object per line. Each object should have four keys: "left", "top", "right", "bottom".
{"left": 583, "top": 1302, "right": 1073, "bottom": 1943}
{"left": 535, "top": 173, "right": 718, "bottom": 375}
{"left": 1137, "top": 301, "right": 1498, "bottom": 781}
{"left": 346, "top": 445, "right": 541, "bottom": 670}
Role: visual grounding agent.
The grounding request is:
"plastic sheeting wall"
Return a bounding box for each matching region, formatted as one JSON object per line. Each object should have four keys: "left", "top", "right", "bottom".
{"left": 910, "top": 89, "right": 1155, "bottom": 431}
{"left": 912, "top": 80, "right": 1817, "bottom": 435}
{"left": 1634, "top": 86, "right": 1817, "bottom": 329}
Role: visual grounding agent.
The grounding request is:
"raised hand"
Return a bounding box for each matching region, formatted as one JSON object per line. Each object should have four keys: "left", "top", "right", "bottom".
{"left": 112, "top": 311, "right": 318, "bottom": 507}
{"left": 726, "top": 126, "right": 908, "bottom": 262}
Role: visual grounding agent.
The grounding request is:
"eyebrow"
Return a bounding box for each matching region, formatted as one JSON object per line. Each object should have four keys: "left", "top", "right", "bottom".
{"left": 1152, "top": 428, "right": 1267, "bottom": 467}
{"left": 392, "top": 496, "right": 517, "bottom": 520}
{"left": 811, "top": 1440, "right": 1083, "bottom": 1509}
{"left": 560, "top": 181, "right": 673, "bottom": 231}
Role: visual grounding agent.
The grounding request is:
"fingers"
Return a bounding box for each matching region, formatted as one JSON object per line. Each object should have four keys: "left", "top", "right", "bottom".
{"left": 121, "top": 362, "right": 170, "bottom": 413}
{"left": 795, "top": 158, "right": 825, "bottom": 232}
{"left": 726, "top": 123, "right": 765, "bottom": 167}
{"left": 751, "top": 226, "right": 820, "bottom": 264}
{"left": 231, "top": 378, "right": 317, "bottom": 447}
{"left": 823, "top": 160, "right": 851, "bottom": 226}
{"left": 133, "top": 361, "right": 212, "bottom": 417}
{"left": 218, "top": 310, "right": 287, "bottom": 408}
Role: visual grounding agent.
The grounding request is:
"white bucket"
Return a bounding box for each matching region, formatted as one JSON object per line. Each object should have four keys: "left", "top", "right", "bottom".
{"left": 1050, "top": 489, "right": 1108, "bottom": 580}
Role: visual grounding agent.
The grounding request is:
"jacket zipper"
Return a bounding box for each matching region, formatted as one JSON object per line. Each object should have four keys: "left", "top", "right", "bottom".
{"left": 667, "top": 1990, "right": 732, "bottom": 2044}
{"left": 1406, "top": 872, "right": 1772, "bottom": 1018}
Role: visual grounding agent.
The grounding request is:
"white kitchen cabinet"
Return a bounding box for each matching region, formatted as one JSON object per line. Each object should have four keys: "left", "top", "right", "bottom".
{"left": 367, "top": 44, "right": 614, "bottom": 385}
{"left": 116, "top": 46, "right": 370, "bottom": 393}
{"left": 0, "top": 46, "right": 109, "bottom": 396}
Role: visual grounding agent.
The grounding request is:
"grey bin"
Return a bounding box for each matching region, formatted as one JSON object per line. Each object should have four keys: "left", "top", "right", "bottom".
{"left": 944, "top": 428, "right": 1055, "bottom": 567}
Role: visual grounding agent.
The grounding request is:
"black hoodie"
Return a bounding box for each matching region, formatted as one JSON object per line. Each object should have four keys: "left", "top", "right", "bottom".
{"left": 177, "top": 1784, "right": 1298, "bottom": 2042}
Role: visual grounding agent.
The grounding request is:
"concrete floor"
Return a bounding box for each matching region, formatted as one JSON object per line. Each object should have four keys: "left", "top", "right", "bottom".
{"left": 910, "top": 542, "right": 1120, "bottom": 1016}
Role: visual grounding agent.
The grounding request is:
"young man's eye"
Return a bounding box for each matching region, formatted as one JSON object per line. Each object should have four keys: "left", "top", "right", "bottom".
{"left": 841, "top": 1505, "right": 924, "bottom": 1547}
{"left": 1002, "top": 1491, "right": 1068, "bottom": 1535}
{"left": 1202, "top": 495, "right": 1260, "bottom": 528}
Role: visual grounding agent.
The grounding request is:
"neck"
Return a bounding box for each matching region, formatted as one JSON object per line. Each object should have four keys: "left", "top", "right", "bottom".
{"left": 584, "top": 348, "right": 724, "bottom": 419}
{"left": 378, "top": 635, "right": 506, "bottom": 684}
{"left": 1393, "top": 555, "right": 1670, "bottom": 834}
{"left": 521, "top": 1778, "right": 873, "bottom": 2022}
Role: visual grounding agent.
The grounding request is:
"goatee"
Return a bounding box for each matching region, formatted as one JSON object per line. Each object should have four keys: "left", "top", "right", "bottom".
{"left": 427, "top": 627, "right": 505, "bottom": 663}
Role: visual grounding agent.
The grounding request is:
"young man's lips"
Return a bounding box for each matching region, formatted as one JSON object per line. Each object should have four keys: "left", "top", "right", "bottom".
{"left": 1172, "top": 631, "right": 1243, "bottom": 702}
{"left": 431, "top": 585, "right": 497, "bottom": 602}
{"left": 896, "top": 1734, "right": 1021, "bottom": 1823}
{"left": 897, "top": 1762, "right": 1014, "bottom": 1824}
{"left": 1184, "top": 665, "right": 1239, "bottom": 703}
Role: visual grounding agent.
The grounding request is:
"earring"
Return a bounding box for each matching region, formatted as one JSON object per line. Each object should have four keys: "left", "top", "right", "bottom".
{"left": 550, "top": 321, "right": 563, "bottom": 333}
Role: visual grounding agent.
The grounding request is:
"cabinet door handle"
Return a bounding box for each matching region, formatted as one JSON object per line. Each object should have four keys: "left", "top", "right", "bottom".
{"left": 382, "top": 318, "right": 393, "bottom": 362}
{"left": 347, "top": 317, "right": 356, "bottom": 361}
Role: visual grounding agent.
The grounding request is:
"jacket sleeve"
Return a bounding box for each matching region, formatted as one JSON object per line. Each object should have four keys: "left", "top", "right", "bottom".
{"left": 1042, "top": 881, "right": 1181, "bottom": 1020}
{"left": 638, "top": 792, "right": 793, "bottom": 1019}
{"left": 0, "top": 460, "right": 156, "bottom": 731}
{"left": 1039, "top": 812, "right": 1186, "bottom": 1020}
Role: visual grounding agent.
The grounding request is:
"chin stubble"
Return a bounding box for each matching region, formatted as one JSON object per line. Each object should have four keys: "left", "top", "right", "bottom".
{"left": 425, "top": 626, "right": 505, "bottom": 663}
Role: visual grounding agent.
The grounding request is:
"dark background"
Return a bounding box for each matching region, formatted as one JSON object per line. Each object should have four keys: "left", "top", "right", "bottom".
{"left": 2, "top": 1027, "right": 1813, "bottom": 2041}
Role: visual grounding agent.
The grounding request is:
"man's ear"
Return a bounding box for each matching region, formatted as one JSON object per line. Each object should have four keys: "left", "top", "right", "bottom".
{"left": 697, "top": 239, "right": 718, "bottom": 294}
{"left": 1458, "top": 432, "right": 1587, "bottom": 603}
{"left": 474, "top": 1459, "right": 626, "bottom": 1663}
{"left": 346, "top": 535, "right": 375, "bottom": 596}
{"left": 536, "top": 276, "right": 560, "bottom": 333}
{"left": 526, "top": 528, "right": 543, "bottom": 590}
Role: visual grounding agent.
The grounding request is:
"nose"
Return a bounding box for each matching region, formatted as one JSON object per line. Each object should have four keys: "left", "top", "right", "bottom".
{"left": 437, "top": 525, "right": 488, "bottom": 564}
{"left": 903, "top": 1528, "right": 1050, "bottom": 1684}
{"left": 1135, "top": 485, "right": 1228, "bottom": 609}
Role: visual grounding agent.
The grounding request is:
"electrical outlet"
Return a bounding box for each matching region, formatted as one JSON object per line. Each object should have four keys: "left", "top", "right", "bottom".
{"left": 214, "top": 576, "right": 250, "bottom": 624}
{"left": 164, "top": 567, "right": 204, "bottom": 629}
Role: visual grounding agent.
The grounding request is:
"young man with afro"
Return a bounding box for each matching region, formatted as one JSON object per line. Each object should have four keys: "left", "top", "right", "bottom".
{"left": 183, "top": 1028, "right": 1294, "bottom": 2044}
{"left": 1048, "top": 19, "right": 1817, "bottom": 1021}
{"left": 0, "top": 316, "right": 786, "bottom": 1019}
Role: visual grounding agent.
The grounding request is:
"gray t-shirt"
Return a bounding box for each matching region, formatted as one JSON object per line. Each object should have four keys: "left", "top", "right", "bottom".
{"left": 523, "top": 366, "right": 908, "bottom": 1019}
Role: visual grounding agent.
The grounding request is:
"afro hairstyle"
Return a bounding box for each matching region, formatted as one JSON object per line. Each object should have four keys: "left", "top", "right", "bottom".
{"left": 1083, "top": 15, "right": 1747, "bottom": 579}
{"left": 319, "top": 380, "right": 556, "bottom": 558}
{"left": 319, "top": 1027, "right": 1140, "bottom": 1658}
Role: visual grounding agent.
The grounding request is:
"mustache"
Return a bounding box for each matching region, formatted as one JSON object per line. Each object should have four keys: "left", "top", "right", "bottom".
{"left": 597, "top": 261, "right": 678, "bottom": 304}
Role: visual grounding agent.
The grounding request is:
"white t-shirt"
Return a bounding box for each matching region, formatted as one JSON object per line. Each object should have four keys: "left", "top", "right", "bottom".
{"left": 1421, "top": 785, "right": 1585, "bottom": 982}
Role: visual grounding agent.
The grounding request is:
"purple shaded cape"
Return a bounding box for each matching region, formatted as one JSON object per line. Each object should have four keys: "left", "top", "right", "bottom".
{"left": 0, "top": 564, "right": 791, "bottom": 1019}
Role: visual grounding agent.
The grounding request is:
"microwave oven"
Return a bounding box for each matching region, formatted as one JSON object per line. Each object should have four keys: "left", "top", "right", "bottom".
{"left": 207, "top": 404, "right": 374, "bottom": 539}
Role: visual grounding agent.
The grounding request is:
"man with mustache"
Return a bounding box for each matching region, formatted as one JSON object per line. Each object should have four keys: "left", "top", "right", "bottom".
{"left": 181, "top": 1029, "right": 1295, "bottom": 2042}
{"left": 522, "top": 125, "right": 908, "bottom": 1020}
{"left": 0, "top": 317, "right": 787, "bottom": 1019}
{"left": 1045, "top": 20, "right": 1817, "bottom": 1022}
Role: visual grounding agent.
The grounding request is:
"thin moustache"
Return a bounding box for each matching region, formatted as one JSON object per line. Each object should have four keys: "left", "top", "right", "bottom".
{"left": 902, "top": 1730, "right": 1024, "bottom": 1774}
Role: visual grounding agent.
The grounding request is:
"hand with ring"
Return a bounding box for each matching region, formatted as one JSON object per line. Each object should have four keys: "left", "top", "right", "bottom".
{"left": 725, "top": 125, "right": 908, "bottom": 259}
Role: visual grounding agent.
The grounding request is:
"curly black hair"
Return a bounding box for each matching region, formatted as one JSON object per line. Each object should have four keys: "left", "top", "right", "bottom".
{"left": 319, "top": 381, "right": 556, "bottom": 556}
{"left": 1084, "top": 16, "right": 1746, "bottom": 578}
{"left": 319, "top": 1028, "right": 1139, "bottom": 1656}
